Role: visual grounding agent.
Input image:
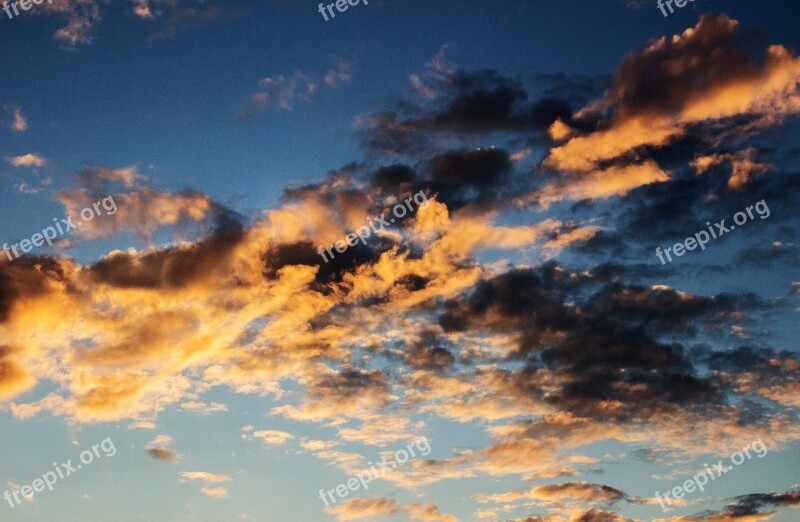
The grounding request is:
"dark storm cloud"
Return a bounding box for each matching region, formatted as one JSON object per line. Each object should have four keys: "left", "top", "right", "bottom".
{"left": 303, "top": 150, "right": 524, "bottom": 217}
{"left": 358, "top": 111, "right": 431, "bottom": 157}
{"left": 403, "top": 329, "right": 456, "bottom": 373}
{"left": 88, "top": 205, "right": 245, "bottom": 289}
{"left": 261, "top": 238, "right": 395, "bottom": 289}
{"left": 725, "top": 491, "right": 800, "bottom": 515}
{"left": 695, "top": 345, "right": 775, "bottom": 372}
{"left": 417, "top": 147, "right": 519, "bottom": 210}
{"left": 694, "top": 345, "right": 800, "bottom": 411}
{"left": 358, "top": 69, "right": 583, "bottom": 156}
{"left": 308, "top": 367, "right": 390, "bottom": 400}
{"left": 261, "top": 240, "right": 321, "bottom": 281}
{"left": 588, "top": 262, "right": 676, "bottom": 283}
{"left": 370, "top": 164, "right": 417, "bottom": 190}
{"left": 428, "top": 148, "right": 512, "bottom": 187}
{"left": 315, "top": 238, "right": 402, "bottom": 286}
{"left": 438, "top": 265, "right": 768, "bottom": 420}
{"left": 606, "top": 15, "right": 761, "bottom": 118}
{"left": 678, "top": 491, "right": 800, "bottom": 521}
{"left": 146, "top": 447, "right": 178, "bottom": 461}
{"left": 424, "top": 69, "right": 530, "bottom": 132}
{"left": 424, "top": 70, "right": 573, "bottom": 134}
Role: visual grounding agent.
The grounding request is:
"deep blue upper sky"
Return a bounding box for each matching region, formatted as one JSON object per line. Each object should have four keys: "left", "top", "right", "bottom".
{"left": 3, "top": 0, "right": 799, "bottom": 227}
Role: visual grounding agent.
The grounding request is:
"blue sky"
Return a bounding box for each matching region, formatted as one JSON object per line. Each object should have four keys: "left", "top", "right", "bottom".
{"left": 1, "top": 1, "right": 799, "bottom": 521}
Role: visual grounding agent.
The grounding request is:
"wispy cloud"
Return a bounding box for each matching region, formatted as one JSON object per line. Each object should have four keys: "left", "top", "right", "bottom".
{"left": 324, "top": 58, "right": 355, "bottom": 89}
{"left": 10, "top": 107, "right": 27, "bottom": 132}
{"left": 238, "top": 70, "right": 316, "bottom": 121}
{"left": 239, "top": 57, "right": 356, "bottom": 122}
{"left": 36, "top": 0, "right": 102, "bottom": 48}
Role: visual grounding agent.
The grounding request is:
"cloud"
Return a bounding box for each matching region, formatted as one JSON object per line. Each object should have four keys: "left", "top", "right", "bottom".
{"left": 36, "top": 0, "right": 102, "bottom": 48}
{"left": 692, "top": 149, "right": 773, "bottom": 190}
{"left": 57, "top": 165, "right": 222, "bottom": 241}
{"left": 249, "top": 429, "right": 294, "bottom": 446}
{"left": 238, "top": 70, "right": 317, "bottom": 121}
{"left": 300, "top": 439, "right": 338, "bottom": 451}
{"left": 146, "top": 2, "right": 242, "bottom": 41}
{"left": 147, "top": 447, "right": 178, "bottom": 461}
{"left": 200, "top": 486, "right": 229, "bottom": 498}
{"left": 6, "top": 154, "right": 47, "bottom": 168}
{"left": 325, "top": 497, "right": 401, "bottom": 520}
{"left": 406, "top": 503, "right": 458, "bottom": 522}
{"left": 15, "top": 179, "right": 52, "bottom": 195}
{"left": 238, "top": 57, "right": 361, "bottom": 122}
{"left": 478, "top": 482, "right": 626, "bottom": 505}
{"left": 131, "top": 0, "right": 156, "bottom": 19}
{"left": 651, "top": 491, "right": 800, "bottom": 521}
{"left": 146, "top": 434, "right": 178, "bottom": 461}
{"left": 10, "top": 107, "right": 27, "bottom": 132}
{"left": 148, "top": 434, "right": 173, "bottom": 446}
{"left": 0, "top": 346, "right": 36, "bottom": 400}
{"left": 534, "top": 160, "right": 670, "bottom": 207}
{"left": 359, "top": 69, "right": 575, "bottom": 156}
{"left": 724, "top": 491, "right": 800, "bottom": 515}
{"left": 409, "top": 44, "right": 455, "bottom": 99}
{"left": 180, "top": 470, "right": 231, "bottom": 498}
{"left": 22, "top": 1, "right": 237, "bottom": 48}
{"left": 325, "top": 58, "right": 355, "bottom": 89}
{"left": 180, "top": 471, "right": 231, "bottom": 483}
{"left": 180, "top": 401, "right": 227, "bottom": 414}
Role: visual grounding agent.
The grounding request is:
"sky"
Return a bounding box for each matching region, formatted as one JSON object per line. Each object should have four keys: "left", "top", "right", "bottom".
{"left": 1, "top": 1, "right": 799, "bottom": 521}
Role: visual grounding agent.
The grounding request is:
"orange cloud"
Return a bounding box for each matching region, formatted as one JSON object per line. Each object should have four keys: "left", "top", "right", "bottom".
{"left": 325, "top": 497, "right": 401, "bottom": 520}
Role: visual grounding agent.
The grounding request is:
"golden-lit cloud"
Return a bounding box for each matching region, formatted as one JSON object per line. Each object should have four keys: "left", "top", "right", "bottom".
{"left": 200, "top": 486, "right": 229, "bottom": 498}
{"left": 407, "top": 503, "right": 459, "bottom": 522}
{"left": 325, "top": 497, "right": 402, "bottom": 520}
{"left": 537, "top": 15, "right": 800, "bottom": 205}
{"left": 250, "top": 429, "right": 294, "bottom": 446}
{"left": 692, "top": 149, "right": 773, "bottom": 190}
{"left": 6, "top": 153, "right": 47, "bottom": 168}
{"left": 180, "top": 471, "right": 231, "bottom": 483}
{"left": 535, "top": 160, "right": 670, "bottom": 207}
